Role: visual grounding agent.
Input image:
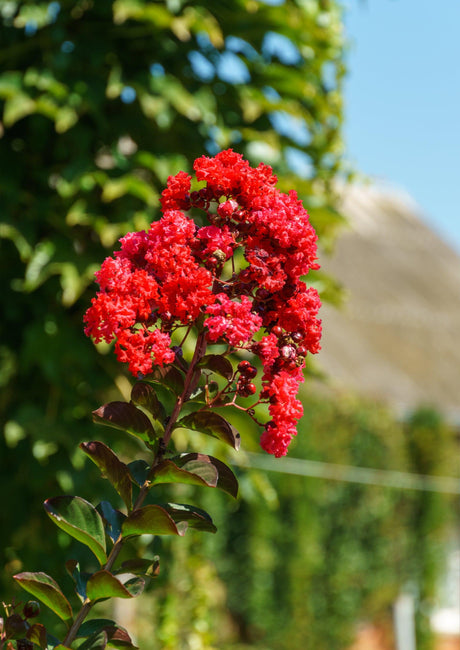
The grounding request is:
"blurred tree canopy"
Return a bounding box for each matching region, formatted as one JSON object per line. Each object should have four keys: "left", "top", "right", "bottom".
{"left": 0, "top": 0, "right": 346, "bottom": 594}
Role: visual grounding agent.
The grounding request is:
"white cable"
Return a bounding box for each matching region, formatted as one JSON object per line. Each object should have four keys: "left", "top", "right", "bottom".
{"left": 236, "top": 452, "right": 460, "bottom": 495}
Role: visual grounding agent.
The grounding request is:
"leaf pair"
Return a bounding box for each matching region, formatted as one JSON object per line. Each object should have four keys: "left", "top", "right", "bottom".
{"left": 93, "top": 376, "right": 241, "bottom": 453}
{"left": 43, "top": 494, "right": 222, "bottom": 569}
{"left": 91, "top": 378, "right": 177, "bottom": 447}
{"left": 81, "top": 441, "right": 239, "bottom": 506}
{"left": 77, "top": 619, "right": 137, "bottom": 649}
{"left": 123, "top": 502, "right": 216, "bottom": 536}
{"left": 153, "top": 453, "right": 238, "bottom": 498}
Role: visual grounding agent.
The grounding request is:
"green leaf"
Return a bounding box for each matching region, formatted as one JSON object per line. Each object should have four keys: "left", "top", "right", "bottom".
{"left": 162, "top": 503, "right": 217, "bottom": 533}
{"left": 86, "top": 571, "right": 145, "bottom": 601}
{"left": 147, "top": 365, "right": 184, "bottom": 394}
{"left": 78, "top": 630, "right": 108, "bottom": 650}
{"left": 5, "top": 613, "right": 27, "bottom": 639}
{"left": 105, "top": 628, "right": 138, "bottom": 649}
{"left": 122, "top": 505, "right": 188, "bottom": 537}
{"left": 151, "top": 459, "right": 218, "bottom": 489}
{"left": 65, "top": 560, "right": 88, "bottom": 601}
{"left": 175, "top": 399, "right": 207, "bottom": 418}
{"left": 197, "top": 354, "right": 234, "bottom": 380}
{"left": 27, "top": 623, "right": 47, "bottom": 649}
{"left": 46, "top": 632, "right": 66, "bottom": 649}
{"left": 77, "top": 618, "right": 138, "bottom": 648}
{"left": 92, "top": 402, "right": 157, "bottom": 444}
{"left": 44, "top": 496, "right": 107, "bottom": 565}
{"left": 13, "top": 572, "right": 73, "bottom": 625}
{"left": 117, "top": 573, "right": 145, "bottom": 598}
{"left": 127, "top": 459, "right": 150, "bottom": 487}
{"left": 119, "top": 557, "right": 160, "bottom": 578}
{"left": 177, "top": 411, "right": 241, "bottom": 450}
{"left": 174, "top": 453, "right": 239, "bottom": 498}
{"left": 80, "top": 441, "right": 132, "bottom": 510}
{"left": 130, "top": 382, "right": 166, "bottom": 422}
{"left": 77, "top": 619, "right": 116, "bottom": 637}
{"left": 97, "top": 501, "right": 126, "bottom": 544}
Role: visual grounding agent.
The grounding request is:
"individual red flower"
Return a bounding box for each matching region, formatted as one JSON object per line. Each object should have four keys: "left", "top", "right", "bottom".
{"left": 115, "top": 328, "right": 174, "bottom": 377}
{"left": 205, "top": 294, "right": 262, "bottom": 346}
{"left": 195, "top": 225, "right": 236, "bottom": 261}
{"left": 160, "top": 170, "right": 191, "bottom": 211}
{"left": 252, "top": 333, "right": 280, "bottom": 371}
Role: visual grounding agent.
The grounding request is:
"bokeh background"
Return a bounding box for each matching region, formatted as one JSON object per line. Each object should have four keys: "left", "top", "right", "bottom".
{"left": 1, "top": 2, "right": 459, "bottom": 649}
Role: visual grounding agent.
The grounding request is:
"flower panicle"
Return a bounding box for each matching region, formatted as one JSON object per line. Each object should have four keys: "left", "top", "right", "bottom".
{"left": 84, "top": 149, "right": 322, "bottom": 456}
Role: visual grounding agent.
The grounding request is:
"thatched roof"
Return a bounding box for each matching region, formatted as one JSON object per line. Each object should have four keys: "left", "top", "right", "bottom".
{"left": 316, "top": 183, "right": 460, "bottom": 423}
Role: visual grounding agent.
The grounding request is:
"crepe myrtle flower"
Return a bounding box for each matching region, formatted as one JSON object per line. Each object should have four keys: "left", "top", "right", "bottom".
{"left": 84, "top": 149, "right": 321, "bottom": 456}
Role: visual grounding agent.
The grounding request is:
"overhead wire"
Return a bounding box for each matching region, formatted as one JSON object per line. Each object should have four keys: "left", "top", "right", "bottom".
{"left": 235, "top": 452, "right": 460, "bottom": 495}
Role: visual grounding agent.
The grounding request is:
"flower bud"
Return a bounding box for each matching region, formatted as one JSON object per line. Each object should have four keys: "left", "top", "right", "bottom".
{"left": 255, "top": 288, "right": 271, "bottom": 301}
{"left": 23, "top": 601, "right": 40, "bottom": 619}
{"left": 244, "top": 365, "right": 257, "bottom": 379}
{"left": 233, "top": 209, "right": 246, "bottom": 222}
{"left": 217, "top": 199, "right": 238, "bottom": 219}
{"left": 297, "top": 344, "right": 308, "bottom": 357}
{"left": 212, "top": 249, "right": 226, "bottom": 263}
{"left": 280, "top": 345, "right": 296, "bottom": 360}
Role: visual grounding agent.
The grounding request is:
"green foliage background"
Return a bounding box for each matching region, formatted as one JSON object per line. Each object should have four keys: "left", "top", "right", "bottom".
{"left": 0, "top": 2, "right": 457, "bottom": 649}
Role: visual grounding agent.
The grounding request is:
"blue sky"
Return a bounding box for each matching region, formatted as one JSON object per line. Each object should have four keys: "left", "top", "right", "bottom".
{"left": 342, "top": 0, "right": 460, "bottom": 252}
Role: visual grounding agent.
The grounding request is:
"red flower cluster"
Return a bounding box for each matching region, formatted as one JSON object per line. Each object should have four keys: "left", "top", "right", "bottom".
{"left": 84, "top": 149, "right": 321, "bottom": 456}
